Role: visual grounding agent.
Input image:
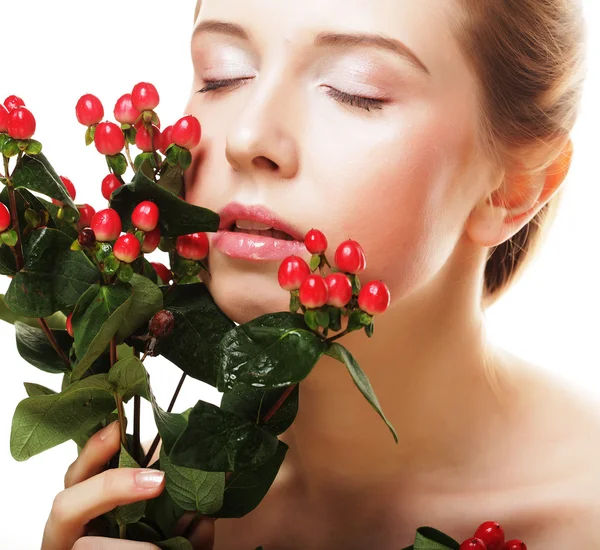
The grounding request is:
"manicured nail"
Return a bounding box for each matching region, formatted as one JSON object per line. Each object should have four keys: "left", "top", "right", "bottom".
{"left": 135, "top": 469, "right": 165, "bottom": 488}
{"left": 98, "top": 420, "right": 118, "bottom": 441}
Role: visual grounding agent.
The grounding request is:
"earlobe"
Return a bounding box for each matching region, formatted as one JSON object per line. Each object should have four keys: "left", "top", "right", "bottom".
{"left": 466, "top": 138, "right": 573, "bottom": 248}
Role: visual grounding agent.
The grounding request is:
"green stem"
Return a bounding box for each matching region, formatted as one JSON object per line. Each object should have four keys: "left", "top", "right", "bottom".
{"left": 119, "top": 523, "right": 127, "bottom": 539}
{"left": 124, "top": 141, "right": 137, "bottom": 174}
{"left": 110, "top": 338, "right": 128, "bottom": 451}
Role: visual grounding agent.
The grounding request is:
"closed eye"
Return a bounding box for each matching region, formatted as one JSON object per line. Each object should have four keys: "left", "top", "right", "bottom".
{"left": 196, "top": 78, "right": 386, "bottom": 112}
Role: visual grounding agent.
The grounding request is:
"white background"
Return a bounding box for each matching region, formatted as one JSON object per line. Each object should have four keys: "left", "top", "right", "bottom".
{"left": 0, "top": 1, "right": 598, "bottom": 547}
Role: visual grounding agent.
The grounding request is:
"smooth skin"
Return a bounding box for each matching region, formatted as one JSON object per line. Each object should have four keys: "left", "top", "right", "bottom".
{"left": 44, "top": 0, "right": 600, "bottom": 548}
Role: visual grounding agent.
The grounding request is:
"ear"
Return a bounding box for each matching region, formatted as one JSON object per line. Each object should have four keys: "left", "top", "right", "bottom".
{"left": 466, "top": 139, "right": 573, "bottom": 248}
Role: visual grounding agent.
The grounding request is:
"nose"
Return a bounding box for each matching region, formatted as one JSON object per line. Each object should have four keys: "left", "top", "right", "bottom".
{"left": 225, "top": 75, "right": 300, "bottom": 180}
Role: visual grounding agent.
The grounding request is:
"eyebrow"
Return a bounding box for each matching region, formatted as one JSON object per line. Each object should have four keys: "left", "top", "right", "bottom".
{"left": 192, "top": 19, "right": 430, "bottom": 76}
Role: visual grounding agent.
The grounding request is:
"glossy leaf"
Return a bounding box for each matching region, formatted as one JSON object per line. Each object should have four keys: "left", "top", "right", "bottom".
{"left": 15, "top": 321, "right": 72, "bottom": 374}
{"left": 70, "top": 283, "right": 133, "bottom": 381}
{"left": 10, "top": 374, "right": 115, "bottom": 461}
{"left": 115, "top": 445, "right": 147, "bottom": 526}
{"left": 217, "top": 312, "right": 326, "bottom": 392}
{"left": 157, "top": 163, "right": 184, "bottom": 196}
{"left": 160, "top": 446, "right": 225, "bottom": 513}
{"left": 413, "top": 527, "right": 460, "bottom": 550}
{"left": 220, "top": 384, "right": 299, "bottom": 436}
{"left": 11, "top": 152, "right": 78, "bottom": 213}
{"left": 40, "top": 199, "right": 79, "bottom": 240}
{"left": 110, "top": 169, "right": 219, "bottom": 237}
{"left": 115, "top": 274, "right": 163, "bottom": 342}
{"left": 4, "top": 228, "right": 101, "bottom": 317}
{"left": 0, "top": 295, "right": 66, "bottom": 330}
{"left": 169, "top": 399, "right": 279, "bottom": 473}
{"left": 215, "top": 441, "right": 288, "bottom": 518}
{"left": 150, "top": 284, "right": 235, "bottom": 386}
{"left": 326, "top": 342, "right": 398, "bottom": 443}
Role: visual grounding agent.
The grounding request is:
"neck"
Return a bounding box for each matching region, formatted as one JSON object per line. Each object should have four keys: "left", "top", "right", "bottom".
{"left": 279, "top": 241, "right": 515, "bottom": 501}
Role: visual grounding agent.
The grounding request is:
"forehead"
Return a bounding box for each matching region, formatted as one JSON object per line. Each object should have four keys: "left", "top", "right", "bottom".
{"left": 195, "top": 0, "right": 466, "bottom": 83}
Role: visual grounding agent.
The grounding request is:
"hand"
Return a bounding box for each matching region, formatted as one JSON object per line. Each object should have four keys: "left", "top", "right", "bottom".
{"left": 41, "top": 420, "right": 165, "bottom": 550}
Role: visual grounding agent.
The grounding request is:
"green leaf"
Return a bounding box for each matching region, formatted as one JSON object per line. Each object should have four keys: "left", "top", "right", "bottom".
{"left": 106, "top": 153, "right": 128, "bottom": 176}
{"left": 40, "top": 198, "right": 79, "bottom": 240}
{"left": 160, "top": 446, "right": 225, "bottom": 513}
{"left": 157, "top": 164, "right": 184, "bottom": 196}
{"left": 15, "top": 321, "right": 72, "bottom": 374}
{"left": 215, "top": 441, "right": 288, "bottom": 518}
{"left": 115, "top": 274, "right": 163, "bottom": 342}
{"left": 126, "top": 521, "right": 162, "bottom": 543}
{"left": 4, "top": 228, "right": 102, "bottom": 317}
{"left": 11, "top": 152, "right": 78, "bottom": 212}
{"left": 169, "top": 399, "right": 279, "bottom": 473}
{"left": 0, "top": 295, "right": 66, "bottom": 329}
{"left": 156, "top": 538, "right": 193, "bottom": 550}
{"left": 115, "top": 445, "right": 147, "bottom": 526}
{"left": 217, "top": 312, "right": 327, "bottom": 392}
{"left": 109, "top": 169, "right": 219, "bottom": 237}
{"left": 326, "top": 342, "right": 398, "bottom": 443}
{"left": 145, "top": 484, "right": 187, "bottom": 539}
{"left": 309, "top": 253, "right": 320, "bottom": 272}
{"left": 70, "top": 283, "right": 134, "bottom": 381}
{"left": 23, "top": 382, "right": 57, "bottom": 397}
{"left": 10, "top": 374, "right": 115, "bottom": 461}
{"left": 220, "top": 384, "right": 299, "bottom": 436}
{"left": 150, "top": 284, "right": 235, "bottom": 386}
{"left": 108, "top": 356, "right": 149, "bottom": 402}
{"left": 25, "top": 139, "right": 43, "bottom": 155}
{"left": 414, "top": 527, "right": 460, "bottom": 550}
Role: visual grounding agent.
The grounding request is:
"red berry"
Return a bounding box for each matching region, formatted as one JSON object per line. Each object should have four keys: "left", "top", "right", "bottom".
{"left": 94, "top": 121, "right": 125, "bottom": 156}
{"left": 149, "top": 309, "right": 175, "bottom": 338}
{"left": 131, "top": 82, "right": 160, "bottom": 111}
{"left": 176, "top": 232, "right": 209, "bottom": 260}
{"left": 0, "top": 105, "right": 8, "bottom": 132}
{"left": 474, "top": 521, "right": 505, "bottom": 550}
{"left": 141, "top": 226, "right": 161, "bottom": 253}
{"left": 278, "top": 255, "right": 310, "bottom": 291}
{"left": 78, "top": 227, "right": 96, "bottom": 248}
{"left": 101, "top": 174, "right": 122, "bottom": 201}
{"left": 77, "top": 204, "right": 96, "bottom": 230}
{"left": 159, "top": 125, "right": 173, "bottom": 154}
{"left": 66, "top": 312, "right": 74, "bottom": 338}
{"left": 324, "top": 273, "right": 352, "bottom": 308}
{"left": 304, "top": 229, "right": 328, "bottom": 254}
{"left": 334, "top": 240, "right": 366, "bottom": 274}
{"left": 135, "top": 124, "right": 161, "bottom": 152}
{"left": 358, "top": 280, "right": 390, "bottom": 315}
{"left": 91, "top": 208, "right": 122, "bottom": 242}
{"left": 60, "top": 176, "right": 76, "bottom": 201}
{"left": 132, "top": 201, "right": 159, "bottom": 232}
{"left": 75, "top": 94, "right": 104, "bottom": 126}
{"left": 151, "top": 262, "right": 172, "bottom": 284}
{"left": 459, "top": 538, "right": 486, "bottom": 550}
{"left": 113, "top": 93, "right": 141, "bottom": 125}
{"left": 299, "top": 275, "right": 329, "bottom": 309}
{"left": 4, "top": 95, "right": 25, "bottom": 112}
{"left": 113, "top": 233, "right": 140, "bottom": 263}
{"left": 7, "top": 107, "right": 36, "bottom": 139}
{"left": 503, "top": 540, "right": 527, "bottom": 550}
{"left": 0, "top": 203, "right": 11, "bottom": 232}
{"left": 171, "top": 115, "right": 201, "bottom": 149}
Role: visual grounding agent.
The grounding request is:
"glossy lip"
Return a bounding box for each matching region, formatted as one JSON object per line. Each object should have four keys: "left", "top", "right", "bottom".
{"left": 217, "top": 202, "right": 305, "bottom": 241}
{"left": 212, "top": 202, "right": 308, "bottom": 262}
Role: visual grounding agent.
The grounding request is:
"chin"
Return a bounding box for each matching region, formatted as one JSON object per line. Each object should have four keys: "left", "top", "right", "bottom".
{"left": 204, "top": 261, "right": 290, "bottom": 325}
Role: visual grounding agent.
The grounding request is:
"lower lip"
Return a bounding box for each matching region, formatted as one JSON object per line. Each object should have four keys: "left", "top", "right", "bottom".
{"left": 212, "top": 230, "right": 307, "bottom": 261}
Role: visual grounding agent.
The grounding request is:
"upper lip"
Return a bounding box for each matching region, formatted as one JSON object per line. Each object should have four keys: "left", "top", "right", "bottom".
{"left": 218, "top": 202, "right": 305, "bottom": 241}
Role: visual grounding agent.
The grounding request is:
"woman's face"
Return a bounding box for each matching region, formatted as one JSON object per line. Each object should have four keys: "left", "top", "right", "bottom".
{"left": 184, "top": 0, "right": 492, "bottom": 323}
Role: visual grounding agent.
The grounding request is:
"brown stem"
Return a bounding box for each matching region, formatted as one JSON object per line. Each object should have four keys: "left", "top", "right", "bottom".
{"left": 261, "top": 383, "right": 298, "bottom": 424}
{"left": 133, "top": 395, "right": 141, "bottom": 463}
{"left": 325, "top": 328, "right": 351, "bottom": 344}
{"left": 37, "top": 318, "right": 70, "bottom": 369}
{"left": 141, "top": 371, "right": 187, "bottom": 468}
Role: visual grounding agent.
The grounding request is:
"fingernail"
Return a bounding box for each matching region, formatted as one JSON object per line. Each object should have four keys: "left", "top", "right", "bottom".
{"left": 98, "top": 420, "right": 118, "bottom": 441}
{"left": 135, "top": 469, "right": 165, "bottom": 488}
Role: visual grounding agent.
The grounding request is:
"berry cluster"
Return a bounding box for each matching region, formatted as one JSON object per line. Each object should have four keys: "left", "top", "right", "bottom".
{"left": 0, "top": 95, "right": 43, "bottom": 157}
{"left": 278, "top": 229, "right": 390, "bottom": 338}
{"left": 75, "top": 82, "right": 202, "bottom": 177}
{"left": 459, "top": 521, "right": 526, "bottom": 550}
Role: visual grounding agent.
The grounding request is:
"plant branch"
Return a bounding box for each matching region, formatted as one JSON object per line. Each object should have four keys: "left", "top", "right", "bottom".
{"left": 37, "top": 318, "right": 70, "bottom": 369}
{"left": 133, "top": 395, "right": 141, "bottom": 463}
{"left": 110, "top": 337, "right": 128, "bottom": 451}
{"left": 261, "top": 383, "right": 298, "bottom": 424}
{"left": 141, "top": 371, "right": 187, "bottom": 468}
{"left": 124, "top": 141, "right": 136, "bottom": 173}
{"left": 325, "top": 328, "right": 351, "bottom": 344}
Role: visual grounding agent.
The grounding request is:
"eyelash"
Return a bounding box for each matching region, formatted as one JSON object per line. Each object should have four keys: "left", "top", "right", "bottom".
{"left": 196, "top": 78, "right": 385, "bottom": 112}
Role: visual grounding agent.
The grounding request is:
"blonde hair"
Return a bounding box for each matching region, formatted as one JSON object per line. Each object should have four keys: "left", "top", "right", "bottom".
{"left": 192, "top": 0, "right": 587, "bottom": 307}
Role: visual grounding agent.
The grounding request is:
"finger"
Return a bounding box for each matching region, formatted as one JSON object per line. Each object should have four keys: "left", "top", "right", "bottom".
{"left": 64, "top": 421, "right": 121, "bottom": 489}
{"left": 72, "top": 538, "right": 160, "bottom": 549}
{"left": 42, "top": 467, "right": 165, "bottom": 550}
